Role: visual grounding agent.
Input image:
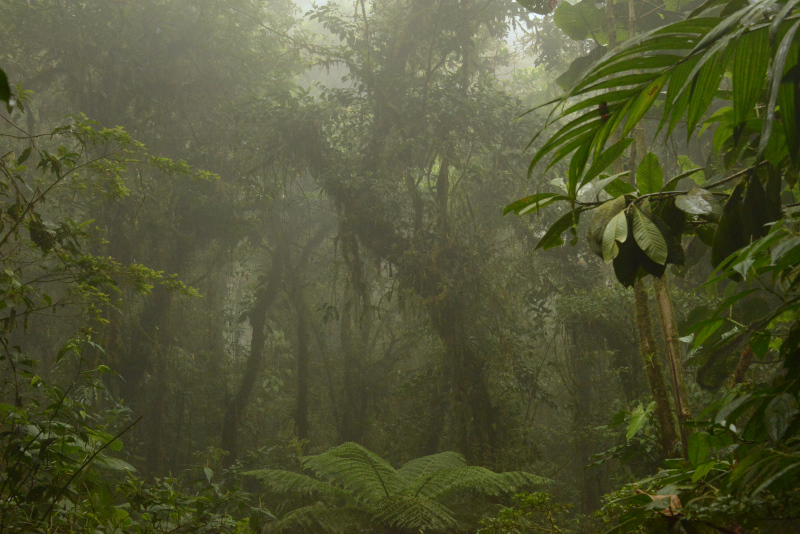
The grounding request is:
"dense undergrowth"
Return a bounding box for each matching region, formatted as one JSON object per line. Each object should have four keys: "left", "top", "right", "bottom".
{"left": 3, "top": 0, "right": 800, "bottom": 531}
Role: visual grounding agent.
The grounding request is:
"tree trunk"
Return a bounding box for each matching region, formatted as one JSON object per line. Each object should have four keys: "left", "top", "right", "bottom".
{"left": 293, "top": 281, "right": 311, "bottom": 444}
{"left": 732, "top": 347, "right": 754, "bottom": 385}
{"left": 221, "top": 244, "right": 285, "bottom": 466}
{"left": 634, "top": 280, "right": 678, "bottom": 456}
{"left": 652, "top": 275, "right": 691, "bottom": 456}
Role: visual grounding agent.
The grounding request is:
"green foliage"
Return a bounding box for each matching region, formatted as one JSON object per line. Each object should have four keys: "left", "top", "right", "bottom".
{"left": 247, "top": 442, "right": 549, "bottom": 533}
{"left": 0, "top": 358, "right": 259, "bottom": 533}
{"left": 0, "top": 96, "right": 246, "bottom": 532}
{"left": 478, "top": 492, "right": 574, "bottom": 534}
{"left": 508, "top": 0, "right": 800, "bottom": 288}
{"left": 506, "top": 0, "right": 800, "bottom": 530}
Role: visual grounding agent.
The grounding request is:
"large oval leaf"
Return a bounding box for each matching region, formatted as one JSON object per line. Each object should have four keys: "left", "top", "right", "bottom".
{"left": 588, "top": 196, "right": 627, "bottom": 256}
{"left": 602, "top": 211, "right": 629, "bottom": 264}
{"left": 632, "top": 205, "right": 668, "bottom": 265}
{"left": 636, "top": 152, "right": 664, "bottom": 195}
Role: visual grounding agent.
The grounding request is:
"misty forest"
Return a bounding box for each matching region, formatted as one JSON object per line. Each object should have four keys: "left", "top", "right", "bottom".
{"left": 2, "top": 0, "right": 800, "bottom": 532}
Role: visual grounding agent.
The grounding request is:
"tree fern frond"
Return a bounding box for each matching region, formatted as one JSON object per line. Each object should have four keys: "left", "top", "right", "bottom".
{"left": 396, "top": 451, "right": 466, "bottom": 484}
{"left": 243, "top": 469, "right": 347, "bottom": 500}
{"left": 302, "top": 442, "right": 405, "bottom": 502}
{"left": 409, "top": 467, "right": 549, "bottom": 499}
{"left": 269, "top": 503, "right": 374, "bottom": 534}
{"left": 373, "top": 495, "right": 458, "bottom": 532}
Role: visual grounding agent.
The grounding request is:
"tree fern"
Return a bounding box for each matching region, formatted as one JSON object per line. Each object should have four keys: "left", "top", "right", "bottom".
{"left": 409, "top": 466, "right": 549, "bottom": 500}
{"left": 373, "top": 495, "right": 458, "bottom": 531}
{"left": 396, "top": 451, "right": 467, "bottom": 483}
{"left": 247, "top": 442, "right": 549, "bottom": 533}
{"left": 269, "top": 504, "right": 374, "bottom": 534}
{"left": 243, "top": 469, "right": 347, "bottom": 500}
{"left": 302, "top": 442, "right": 405, "bottom": 503}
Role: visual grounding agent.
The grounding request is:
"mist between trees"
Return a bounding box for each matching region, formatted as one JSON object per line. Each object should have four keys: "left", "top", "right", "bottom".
{"left": 1, "top": 0, "right": 800, "bottom": 532}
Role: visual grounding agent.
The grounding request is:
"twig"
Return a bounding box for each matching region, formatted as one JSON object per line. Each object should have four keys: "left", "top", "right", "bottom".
{"left": 40, "top": 416, "right": 143, "bottom": 523}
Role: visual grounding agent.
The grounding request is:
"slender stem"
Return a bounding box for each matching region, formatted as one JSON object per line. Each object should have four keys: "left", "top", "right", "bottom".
{"left": 40, "top": 416, "right": 142, "bottom": 523}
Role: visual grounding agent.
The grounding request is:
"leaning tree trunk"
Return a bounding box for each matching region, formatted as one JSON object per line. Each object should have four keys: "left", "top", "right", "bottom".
{"left": 221, "top": 244, "right": 285, "bottom": 466}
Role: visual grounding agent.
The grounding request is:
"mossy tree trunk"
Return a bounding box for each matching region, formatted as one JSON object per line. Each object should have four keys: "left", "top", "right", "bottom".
{"left": 633, "top": 281, "right": 678, "bottom": 456}
{"left": 652, "top": 276, "right": 691, "bottom": 455}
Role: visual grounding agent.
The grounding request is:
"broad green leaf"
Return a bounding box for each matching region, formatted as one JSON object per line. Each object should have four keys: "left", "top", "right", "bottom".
{"left": 632, "top": 205, "right": 668, "bottom": 265}
{"left": 553, "top": 0, "right": 604, "bottom": 41}
{"left": 588, "top": 196, "right": 627, "bottom": 256}
{"left": 535, "top": 209, "right": 586, "bottom": 251}
{"left": 636, "top": 152, "right": 663, "bottom": 194}
{"left": 750, "top": 331, "right": 770, "bottom": 358}
{"left": 752, "top": 460, "right": 800, "bottom": 496}
{"left": 662, "top": 166, "right": 707, "bottom": 192}
{"left": 626, "top": 402, "right": 655, "bottom": 442}
{"left": 557, "top": 47, "right": 607, "bottom": 91}
{"left": 603, "top": 211, "right": 629, "bottom": 264}
{"left": 692, "top": 317, "right": 726, "bottom": 348}
{"left": 711, "top": 181, "right": 746, "bottom": 268}
{"left": 96, "top": 456, "right": 137, "bottom": 472}
{"left": 688, "top": 432, "right": 711, "bottom": 466}
{"left": 764, "top": 393, "right": 798, "bottom": 442}
{"left": 605, "top": 179, "right": 637, "bottom": 198}
{"left": 692, "top": 460, "right": 717, "bottom": 482}
{"left": 17, "top": 147, "right": 32, "bottom": 165}
{"left": 592, "top": 171, "right": 631, "bottom": 196}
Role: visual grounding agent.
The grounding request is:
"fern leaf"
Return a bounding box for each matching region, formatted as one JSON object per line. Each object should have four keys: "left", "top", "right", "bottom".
{"left": 302, "top": 442, "right": 405, "bottom": 502}
{"left": 244, "top": 469, "right": 346, "bottom": 500}
{"left": 373, "top": 495, "right": 458, "bottom": 531}
{"left": 269, "top": 504, "right": 373, "bottom": 534}
{"left": 409, "top": 467, "right": 549, "bottom": 499}
{"left": 397, "top": 451, "right": 466, "bottom": 484}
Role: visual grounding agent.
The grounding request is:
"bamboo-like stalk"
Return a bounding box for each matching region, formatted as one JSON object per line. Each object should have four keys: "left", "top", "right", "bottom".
{"left": 634, "top": 279, "right": 679, "bottom": 455}
{"left": 652, "top": 275, "right": 691, "bottom": 456}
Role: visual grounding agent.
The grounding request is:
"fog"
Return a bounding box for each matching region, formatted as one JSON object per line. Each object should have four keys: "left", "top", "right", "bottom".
{"left": 1, "top": 0, "right": 793, "bottom": 533}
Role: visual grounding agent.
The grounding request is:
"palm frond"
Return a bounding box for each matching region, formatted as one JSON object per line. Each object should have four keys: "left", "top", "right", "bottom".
{"left": 302, "top": 442, "right": 405, "bottom": 502}
{"left": 409, "top": 466, "right": 549, "bottom": 499}
{"left": 243, "top": 469, "right": 346, "bottom": 500}
{"left": 396, "top": 451, "right": 466, "bottom": 484}
{"left": 269, "top": 503, "right": 374, "bottom": 534}
{"left": 522, "top": 0, "right": 799, "bottom": 203}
